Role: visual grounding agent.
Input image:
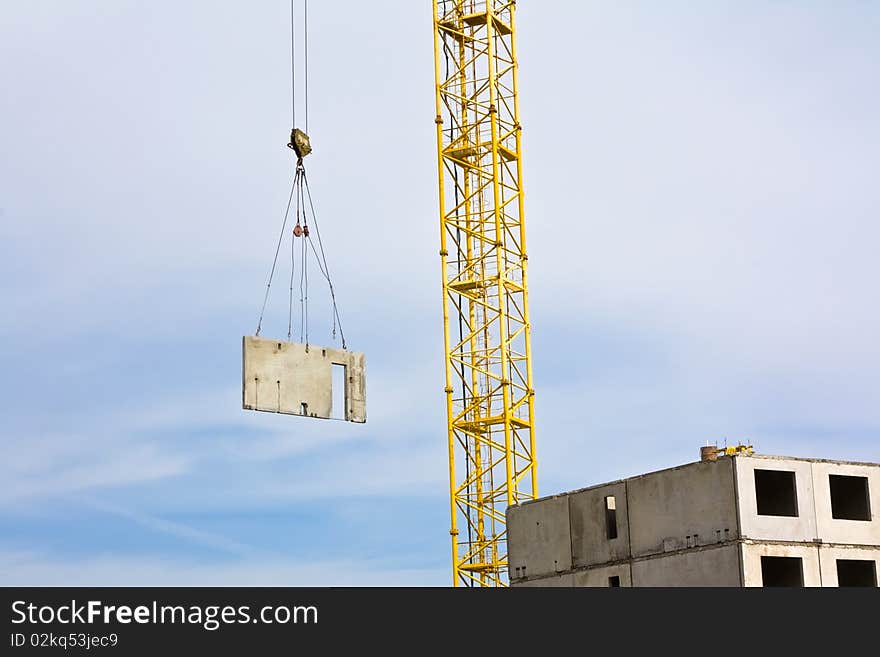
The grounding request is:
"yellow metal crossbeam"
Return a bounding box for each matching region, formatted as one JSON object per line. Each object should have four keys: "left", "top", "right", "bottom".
{"left": 433, "top": 0, "right": 537, "bottom": 588}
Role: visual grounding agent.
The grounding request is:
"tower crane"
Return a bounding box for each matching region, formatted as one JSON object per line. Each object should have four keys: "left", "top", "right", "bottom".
{"left": 249, "top": 0, "right": 536, "bottom": 587}
{"left": 432, "top": 0, "right": 538, "bottom": 587}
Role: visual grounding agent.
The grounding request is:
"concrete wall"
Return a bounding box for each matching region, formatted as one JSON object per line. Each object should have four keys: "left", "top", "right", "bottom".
{"left": 736, "top": 456, "right": 880, "bottom": 546}
{"left": 511, "top": 566, "right": 635, "bottom": 588}
{"left": 740, "top": 542, "right": 822, "bottom": 587}
{"left": 512, "top": 573, "right": 574, "bottom": 587}
{"left": 742, "top": 542, "right": 879, "bottom": 587}
{"left": 509, "top": 458, "right": 741, "bottom": 584}
{"left": 811, "top": 461, "right": 880, "bottom": 546}
{"left": 572, "top": 564, "right": 632, "bottom": 587}
{"left": 507, "top": 495, "right": 571, "bottom": 581}
{"left": 631, "top": 544, "right": 741, "bottom": 587}
{"left": 627, "top": 458, "right": 738, "bottom": 557}
{"left": 508, "top": 455, "right": 879, "bottom": 587}
{"left": 735, "top": 456, "right": 817, "bottom": 542}
{"left": 569, "top": 482, "right": 630, "bottom": 569}
{"left": 242, "top": 336, "right": 366, "bottom": 422}
{"left": 817, "top": 546, "right": 879, "bottom": 587}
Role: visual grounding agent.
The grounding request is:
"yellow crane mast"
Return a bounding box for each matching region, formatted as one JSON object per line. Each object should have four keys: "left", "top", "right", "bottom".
{"left": 432, "top": 0, "right": 537, "bottom": 587}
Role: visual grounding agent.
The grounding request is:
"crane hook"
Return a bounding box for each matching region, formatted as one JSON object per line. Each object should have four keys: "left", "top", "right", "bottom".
{"left": 288, "top": 128, "right": 312, "bottom": 159}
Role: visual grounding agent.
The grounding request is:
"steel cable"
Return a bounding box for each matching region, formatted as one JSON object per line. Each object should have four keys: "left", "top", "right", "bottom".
{"left": 255, "top": 172, "right": 298, "bottom": 336}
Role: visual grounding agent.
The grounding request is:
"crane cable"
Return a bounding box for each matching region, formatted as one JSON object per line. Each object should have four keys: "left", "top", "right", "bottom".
{"left": 255, "top": 176, "right": 297, "bottom": 338}
{"left": 304, "top": 0, "right": 309, "bottom": 133}
{"left": 290, "top": 0, "right": 296, "bottom": 127}
{"left": 255, "top": 0, "right": 346, "bottom": 349}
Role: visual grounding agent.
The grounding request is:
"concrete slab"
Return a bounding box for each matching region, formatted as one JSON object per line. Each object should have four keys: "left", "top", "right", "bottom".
{"left": 632, "top": 543, "right": 742, "bottom": 587}
{"left": 569, "top": 482, "right": 631, "bottom": 568}
{"left": 810, "top": 461, "right": 880, "bottom": 546}
{"left": 736, "top": 456, "right": 817, "bottom": 542}
{"left": 740, "top": 542, "right": 821, "bottom": 587}
{"left": 572, "top": 564, "right": 632, "bottom": 587}
{"left": 507, "top": 496, "right": 572, "bottom": 580}
{"left": 817, "top": 545, "right": 879, "bottom": 587}
{"left": 242, "top": 336, "right": 366, "bottom": 423}
{"left": 628, "top": 458, "right": 738, "bottom": 557}
{"left": 511, "top": 573, "right": 573, "bottom": 587}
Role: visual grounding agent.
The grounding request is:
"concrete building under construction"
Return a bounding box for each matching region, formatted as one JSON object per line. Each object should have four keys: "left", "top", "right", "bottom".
{"left": 507, "top": 451, "right": 879, "bottom": 586}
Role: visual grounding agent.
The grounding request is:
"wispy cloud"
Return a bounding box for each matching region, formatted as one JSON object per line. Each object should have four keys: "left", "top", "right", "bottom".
{"left": 76, "top": 497, "right": 261, "bottom": 558}
{"left": 0, "top": 440, "right": 188, "bottom": 508}
{"left": 0, "top": 550, "right": 447, "bottom": 587}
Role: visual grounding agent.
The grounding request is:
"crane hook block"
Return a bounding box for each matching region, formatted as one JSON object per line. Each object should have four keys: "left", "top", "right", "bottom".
{"left": 288, "top": 128, "right": 312, "bottom": 159}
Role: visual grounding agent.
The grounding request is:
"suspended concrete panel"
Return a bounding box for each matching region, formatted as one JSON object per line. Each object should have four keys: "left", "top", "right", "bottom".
{"left": 242, "top": 336, "right": 366, "bottom": 423}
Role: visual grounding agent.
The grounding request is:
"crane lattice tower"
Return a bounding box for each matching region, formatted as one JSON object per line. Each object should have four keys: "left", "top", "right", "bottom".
{"left": 432, "top": 0, "right": 538, "bottom": 587}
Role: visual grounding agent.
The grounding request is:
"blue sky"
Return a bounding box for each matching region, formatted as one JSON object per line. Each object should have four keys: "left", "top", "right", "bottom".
{"left": 1, "top": 1, "right": 878, "bottom": 585}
